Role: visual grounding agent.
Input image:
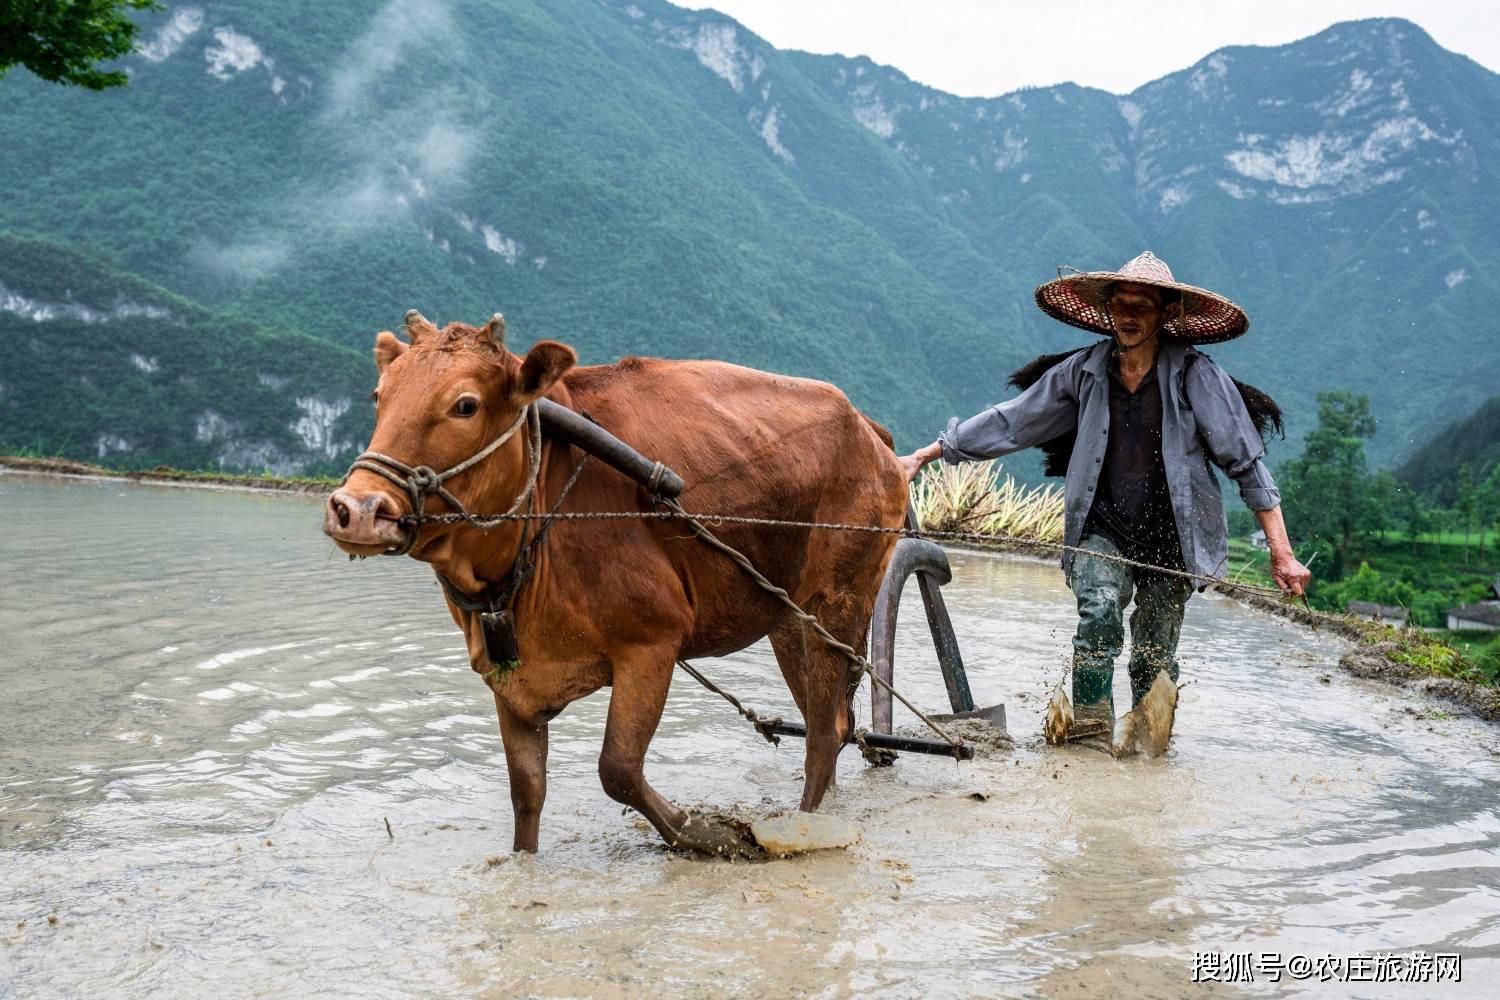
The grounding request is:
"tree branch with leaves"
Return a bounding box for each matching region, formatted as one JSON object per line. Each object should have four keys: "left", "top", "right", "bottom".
{"left": 0, "top": 0, "right": 161, "bottom": 91}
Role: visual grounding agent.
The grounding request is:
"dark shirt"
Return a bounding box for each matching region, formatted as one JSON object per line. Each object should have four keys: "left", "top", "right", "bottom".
{"left": 1084, "top": 353, "right": 1184, "bottom": 570}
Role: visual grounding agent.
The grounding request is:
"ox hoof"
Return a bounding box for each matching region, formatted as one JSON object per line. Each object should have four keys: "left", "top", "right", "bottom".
{"left": 669, "top": 816, "right": 763, "bottom": 860}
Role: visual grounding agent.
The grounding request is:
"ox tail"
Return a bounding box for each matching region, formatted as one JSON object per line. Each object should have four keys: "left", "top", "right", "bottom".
{"left": 859, "top": 411, "right": 896, "bottom": 451}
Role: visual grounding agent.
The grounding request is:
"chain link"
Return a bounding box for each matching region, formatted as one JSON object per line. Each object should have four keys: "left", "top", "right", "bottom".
{"left": 654, "top": 497, "right": 968, "bottom": 754}
{"left": 402, "top": 508, "right": 1284, "bottom": 601}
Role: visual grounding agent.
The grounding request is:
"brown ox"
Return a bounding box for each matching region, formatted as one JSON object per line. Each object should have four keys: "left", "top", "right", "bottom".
{"left": 324, "top": 312, "right": 907, "bottom": 855}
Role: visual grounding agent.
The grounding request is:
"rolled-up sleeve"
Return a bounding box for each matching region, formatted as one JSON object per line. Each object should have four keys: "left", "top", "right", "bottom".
{"left": 938, "top": 358, "right": 1081, "bottom": 465}
{"left": 1187, "top": 357, "right": 1282, "bottom": 511}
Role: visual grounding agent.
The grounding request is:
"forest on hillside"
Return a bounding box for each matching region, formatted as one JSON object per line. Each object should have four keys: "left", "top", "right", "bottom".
{"left": 2, "top": 2, "right": 1499, "bottom": 469}
{"left": 1223, "top": 389, "right": 1500, "bottom": 679}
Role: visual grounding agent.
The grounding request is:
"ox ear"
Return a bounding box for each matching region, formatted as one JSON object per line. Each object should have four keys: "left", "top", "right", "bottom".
{"left": 374, "top": 331, "right": 408, "bottom": 372}
{"left": 514, "top": 340, "right": 577, "bottom": 402}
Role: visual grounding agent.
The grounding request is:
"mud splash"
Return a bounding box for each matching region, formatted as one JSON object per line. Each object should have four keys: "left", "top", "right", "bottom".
{"left": 1112, "top": 671, "right": 1178, "bottom": 758}
{"left": 3, "top": 475, "right": 1498, "bottom": 998}
{"left": 1043, "top": 683, "right": 1074, "bottom": 744}
{"left": 899, "top": 716, "right": 1015, "bottom": 756}
{"left": 751, "top": 812, "right": 860, "bottom": 855}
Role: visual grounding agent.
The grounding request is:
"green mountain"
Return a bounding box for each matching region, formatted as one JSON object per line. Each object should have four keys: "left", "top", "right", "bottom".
{"left": 1395, "top": 396, "right": 1500, "bottom": 503}
{"left": 778, "top": 12, "right": 1500, "bottom": 463}
{"left": 0, "top": 235, "right": 372, "bottom": 475}
{"left": 1, "top": 1, "right": 1495, "bottom": 472}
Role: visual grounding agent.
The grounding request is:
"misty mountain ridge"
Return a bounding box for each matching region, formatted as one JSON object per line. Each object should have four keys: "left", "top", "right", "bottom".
{"left": 0, "top": 235, "right": 371, "bottom": 474}
{"left": 1, "top": 0, "right": 1494, "bottom": 477}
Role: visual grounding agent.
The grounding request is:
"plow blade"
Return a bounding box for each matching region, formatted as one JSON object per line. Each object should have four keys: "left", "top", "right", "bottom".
{"left": 931, "top": 703, "right": 1007, "bottom": 730}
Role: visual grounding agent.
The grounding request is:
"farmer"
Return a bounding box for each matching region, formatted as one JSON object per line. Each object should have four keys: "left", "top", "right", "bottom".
{"left": 899, "top": 251, "right": 1311, "bottom": 739}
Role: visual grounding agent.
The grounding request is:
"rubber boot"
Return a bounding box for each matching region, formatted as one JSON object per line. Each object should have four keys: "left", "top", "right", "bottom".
{"left": 1128, "top": 657, "right": 1179, "bottom": 708}
{"left": 1070, "top": 653, "right": 1115, "bottom": 739}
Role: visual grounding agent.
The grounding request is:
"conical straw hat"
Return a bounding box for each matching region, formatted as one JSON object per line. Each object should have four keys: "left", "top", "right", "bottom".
{"left": 1034, "top": 251, "right": 1249, "bottom": 343}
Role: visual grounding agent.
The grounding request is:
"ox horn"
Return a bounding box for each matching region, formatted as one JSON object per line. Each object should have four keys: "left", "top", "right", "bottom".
{"left": 403, "top": 308, "right": 437, "bottom": 341}
{"left": 480, "top": 312, "right": 507, "bottom": 346}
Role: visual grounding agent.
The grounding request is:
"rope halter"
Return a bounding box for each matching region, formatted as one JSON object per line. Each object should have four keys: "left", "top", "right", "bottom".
{"left": 342, "top": 403, "right": 541, "bottom": 556}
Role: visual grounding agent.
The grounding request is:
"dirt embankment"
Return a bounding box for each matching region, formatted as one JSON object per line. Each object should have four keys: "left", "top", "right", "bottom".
{"left": 1225, "top": 587, "right": 1500, "bottom": 724}
{"left": 0, "top": 455, "right": 336, "bottom": 495}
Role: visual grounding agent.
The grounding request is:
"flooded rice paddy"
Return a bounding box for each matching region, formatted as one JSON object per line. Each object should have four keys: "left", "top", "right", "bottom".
{"left": 1, "top": 473, "right": 1497, "bottom": 998}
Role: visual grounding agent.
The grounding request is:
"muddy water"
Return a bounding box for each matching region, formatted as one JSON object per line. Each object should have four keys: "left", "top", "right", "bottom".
{"left": 2, "top": 473, "right": 1497, "bottom": 999}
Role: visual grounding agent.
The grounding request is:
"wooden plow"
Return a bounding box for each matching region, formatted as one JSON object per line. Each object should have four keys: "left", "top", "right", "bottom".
{"left": 865, "top": 509, "right": 1008, "bottom": 758}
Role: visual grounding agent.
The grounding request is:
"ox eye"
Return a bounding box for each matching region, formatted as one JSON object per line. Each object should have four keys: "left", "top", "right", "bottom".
{"left": 453, "top": 396, "right": 479, "bottom": 418}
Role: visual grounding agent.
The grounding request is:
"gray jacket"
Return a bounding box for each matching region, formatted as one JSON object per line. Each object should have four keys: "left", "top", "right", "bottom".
{"left": 938, "top": 340, "right": 1280, "bottom": 584}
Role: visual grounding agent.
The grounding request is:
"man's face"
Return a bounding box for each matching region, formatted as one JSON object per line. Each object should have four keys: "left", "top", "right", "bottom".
{"left": 1107, "top": 283, "right": 1173, "bottom": 349}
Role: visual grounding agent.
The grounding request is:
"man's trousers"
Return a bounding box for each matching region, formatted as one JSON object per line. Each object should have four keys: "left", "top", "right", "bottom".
{"left": 1069, "top": 531, "right": 1192, "bottom": 713}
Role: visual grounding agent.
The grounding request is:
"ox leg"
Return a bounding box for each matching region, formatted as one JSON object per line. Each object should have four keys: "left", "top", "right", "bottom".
{"left": 797, "top": 596, "right": 861, "bottom": 813}
{"left": 598, "top": 650, "right": 756, "bottom": 858}
{"left": 495, "top": 696, "right": 549, "bottom": 853}
{"left": 770, "top": 617, "right": 836, "bottom": 792}
{"left": 768, "top": 614, "right": 811, "bottom": 723}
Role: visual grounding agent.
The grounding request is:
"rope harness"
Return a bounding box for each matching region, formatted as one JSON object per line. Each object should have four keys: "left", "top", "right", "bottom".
{"left": 438, "top": 447, "right": 594, "bottom": 688}
{"left": 342, "top": 404, "right": 539, "bottom": 556}
{"left": 344, "top": 409, "right": 1294, "bottom": 760}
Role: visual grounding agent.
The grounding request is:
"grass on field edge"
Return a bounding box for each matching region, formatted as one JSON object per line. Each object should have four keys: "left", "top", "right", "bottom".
{"left": 0, "top": 454, "right": 337, "bottom": 493}
{"left": 6, "top": 453, "right": 1497, "bottom": 717}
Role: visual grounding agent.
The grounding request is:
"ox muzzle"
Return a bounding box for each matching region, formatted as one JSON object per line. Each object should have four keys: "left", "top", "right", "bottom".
{"left": 324, "top": 482, "right": 410, "bottom": 556}
{"left": 325, "top": 404, "right": 537, "bottom": 557}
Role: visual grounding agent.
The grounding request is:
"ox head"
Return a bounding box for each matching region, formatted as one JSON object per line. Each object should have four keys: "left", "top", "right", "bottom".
{"left": 324, "top": 310, "right": 577, "bottom": 557}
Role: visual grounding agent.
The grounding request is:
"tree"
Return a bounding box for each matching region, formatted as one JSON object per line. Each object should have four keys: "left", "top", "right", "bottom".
{"left": 1336, "top": 561, "right": 1416, "bottom": 609}
{"left": 1280, "top": 390, "right": 1379, "bottom": 564}
{"left": 1413, "top": 591, "right": 1449, "bottom": 629}
{"left": 1478, "top": 464, "right": 1500, "bottom": 559}
{"left": 1456, "top": 464, "right": 1477, "bottom": 563}
{"left": 1429, "top": 507, "right": 1455, "bottom": 543}
{"left": 0, "top": 1, "right": 160, "bottom": 91}
{"left": 1398, "top": 482, "right": 1428, "bottom": 553}
{"left": 1367, "top": 469, "right": 1399, "bottom": 541}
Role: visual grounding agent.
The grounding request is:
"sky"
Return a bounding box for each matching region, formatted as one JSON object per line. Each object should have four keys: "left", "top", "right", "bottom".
{"left": 676, "top": 0, "right": 1497, "bottom": 97}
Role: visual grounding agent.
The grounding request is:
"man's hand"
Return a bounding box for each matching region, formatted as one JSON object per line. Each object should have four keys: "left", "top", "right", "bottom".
{"left": 1269, "top": 550, "right": 1311, "bottom": 597}
{"left": 1254, "top": 506, "right": 1311, "bottom": 597}
{"left": 898, "top": 441, "right": 943, "bottom": 483}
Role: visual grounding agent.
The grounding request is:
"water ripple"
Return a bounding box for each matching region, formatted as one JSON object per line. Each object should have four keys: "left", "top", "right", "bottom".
{"left": 2, "top": 474, "right": 1497, "bottom": 998}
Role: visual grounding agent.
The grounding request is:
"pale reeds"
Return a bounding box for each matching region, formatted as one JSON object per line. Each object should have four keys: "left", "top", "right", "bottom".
{"left": 909, "top": 460, "right": 1064, "bottom": 543}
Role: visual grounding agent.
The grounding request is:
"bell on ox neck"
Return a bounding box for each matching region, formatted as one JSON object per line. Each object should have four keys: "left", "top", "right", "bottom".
{"left": 480, "top": 608, "right": 521, "bottom": 677}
